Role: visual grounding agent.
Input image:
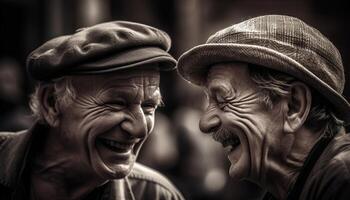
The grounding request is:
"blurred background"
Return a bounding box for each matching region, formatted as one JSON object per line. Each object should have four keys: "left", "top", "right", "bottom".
{"left": 1, "top": 0, "right": 349, "bottom": 199}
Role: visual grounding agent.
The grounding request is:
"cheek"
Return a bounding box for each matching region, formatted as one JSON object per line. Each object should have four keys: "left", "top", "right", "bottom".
{"left": 223, "top": 104, "right": 264, "bottom": 133}
{"left": 222, "top": 105, "right": 268, "bottom": 152}
{"left": 77, "top": 108, "right": 127, "bottom": 136}
{"left": 223, "top": 96, "right": 276, "bottom": 138}
{"left": 233, "top": 110, "right": 285, "bottom": 161}
{"left": 263, "top": 116, "right": 287, "bottom": 155}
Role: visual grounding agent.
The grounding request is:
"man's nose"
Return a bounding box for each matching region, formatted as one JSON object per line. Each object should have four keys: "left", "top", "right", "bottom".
{"left": 199, "top": 111, "right": 221, "bottom": 133}
{"left": 121, "top": 106, "right": 148, "bottom": 138}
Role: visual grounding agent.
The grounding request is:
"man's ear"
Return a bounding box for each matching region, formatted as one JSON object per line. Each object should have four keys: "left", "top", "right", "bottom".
{"left": 283, "top": 82, "right": 312, "bottom": 133}
{"left": 38, "top": 85, "right": 60, "bottom": 127}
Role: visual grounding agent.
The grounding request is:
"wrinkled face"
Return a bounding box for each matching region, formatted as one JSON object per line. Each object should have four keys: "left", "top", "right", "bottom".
{"left": 57, "top": 68, "right": 161, "bottom": 180}
{"left": 199, "top": 63, "right": 285, "bottom": 182}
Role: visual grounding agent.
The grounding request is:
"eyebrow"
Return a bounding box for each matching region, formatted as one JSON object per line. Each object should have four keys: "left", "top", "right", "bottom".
{"left": 101, "top": 86, "right": 163, "bottom": 105}
{"left": 100, "top": 86, "right": 137, "bottom": 98}
{"left": 207, "top": 82, "right": 230, "bottom": 97}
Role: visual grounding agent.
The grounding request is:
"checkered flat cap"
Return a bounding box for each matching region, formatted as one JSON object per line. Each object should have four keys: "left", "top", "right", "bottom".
{"left": 178, "top": 15, "right": 350, "bottom": 123}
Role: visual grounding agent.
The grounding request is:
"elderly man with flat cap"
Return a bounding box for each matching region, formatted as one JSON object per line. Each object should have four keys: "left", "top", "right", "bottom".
{"left": 0, "top": 21, "right": 184, "bottom": 200}
{"left": 178, "top": 15, "right": 350, "bottom": 200}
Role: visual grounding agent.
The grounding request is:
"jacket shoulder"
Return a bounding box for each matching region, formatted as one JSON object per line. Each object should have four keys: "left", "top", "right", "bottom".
{"left": 0, "top": 130, "right": 30, "bottom": 187}
{"left": 129, "top": 163, "right": 172, "bottom": 186}
{"left": 301, "top": 134, "right": 350, "bottom": 200}
{"left": 128, "top": 163, "right": 184, "bottom": 200}
{"left": 0, "top": 130, "right": 27, "bottom": 149}
{"left": 307, "top": 154, "right": 350, "bottom": 200}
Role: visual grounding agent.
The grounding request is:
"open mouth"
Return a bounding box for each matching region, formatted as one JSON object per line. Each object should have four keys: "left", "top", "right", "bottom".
{"left": 213, "top": 129, "right": 241, "bottom": 153}
{"left": 98, "top": 138, "right": 134, "bottom": 153}
{"left": 222, "top": 136, "right": 241, "bottom": 153}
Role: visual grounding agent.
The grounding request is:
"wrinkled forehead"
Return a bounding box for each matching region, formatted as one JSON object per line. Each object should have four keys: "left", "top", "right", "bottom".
{"left": 205, "top": 62, "right": 250, "bottom": 88}
{"left": 67, "top": 68, "right": 160, "bottom": 97}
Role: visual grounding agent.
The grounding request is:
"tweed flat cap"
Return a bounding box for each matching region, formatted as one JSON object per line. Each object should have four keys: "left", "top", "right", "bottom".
{"left": 178, "top": 15, "right": 350, "bottom": 123}
{"left": 27, "top": 21, "right": 176, "bottom": 81}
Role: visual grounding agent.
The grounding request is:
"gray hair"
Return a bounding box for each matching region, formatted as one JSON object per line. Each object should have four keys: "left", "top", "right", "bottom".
{"left": 29, "top": 77, "right": 76, "bottom": 124}
{"left": 248, "top": 64, "right": 344, "bottom": 137}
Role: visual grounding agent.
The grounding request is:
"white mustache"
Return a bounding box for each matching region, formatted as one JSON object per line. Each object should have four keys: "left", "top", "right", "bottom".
{"left": 212, "top": 127, "right": 235, "bottom": 143}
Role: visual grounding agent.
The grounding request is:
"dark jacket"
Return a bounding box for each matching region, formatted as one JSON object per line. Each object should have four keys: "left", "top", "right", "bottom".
{"left": 264, "top": 130, "right": 350, "bottom": 200}
{"left": 0, "top": 124, "right": 184, "bottom": 200}
{"left": 299, "top": 131, "right": 350, "bottom": 200}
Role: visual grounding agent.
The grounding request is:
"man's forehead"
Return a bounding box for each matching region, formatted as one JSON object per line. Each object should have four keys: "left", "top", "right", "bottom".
{"left": 206, "top": 63, "right": 241, "bottom": 80}
{"left": 68, "top": 68, "right": 160, "bottom": 95}
{"left": 205, "top": 62, "right": 251, "bottom": 91}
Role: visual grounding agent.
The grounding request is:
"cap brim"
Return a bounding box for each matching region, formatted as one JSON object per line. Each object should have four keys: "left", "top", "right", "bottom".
{"left": 71, "top": 46, "right": 177, "bottom": 74}
{"left": 178, "top": 43, "right": 350, "bottom": 124}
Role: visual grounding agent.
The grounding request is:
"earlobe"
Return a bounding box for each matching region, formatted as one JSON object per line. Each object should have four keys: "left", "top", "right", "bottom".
{"left": 38, "top": 85, "right": 60, "bottom": 127}
{"left": 283, "top": 82, "right": 311, "bottom": 133}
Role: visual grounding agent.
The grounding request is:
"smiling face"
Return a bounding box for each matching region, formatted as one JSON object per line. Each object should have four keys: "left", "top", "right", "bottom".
{"left": 199, "top": 62, "right": 286, "bottom": 182}
{"left": 54, "top": 67, "right": 161, "bottom": 180}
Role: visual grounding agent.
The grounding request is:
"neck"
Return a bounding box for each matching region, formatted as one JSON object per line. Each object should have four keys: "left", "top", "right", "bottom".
{"left": 264, "top": 127, "right": 321, "bottom": 199}
{"left": 30, "top": 128, "right": 106, "bottom": 200}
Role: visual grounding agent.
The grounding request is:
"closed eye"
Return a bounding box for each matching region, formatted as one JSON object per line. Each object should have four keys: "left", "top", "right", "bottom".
{"left": 105, "top": 99, "right": 126, "bottom": 109}
{"left": 216, "top": 93, "right": 226, "bottom": 104}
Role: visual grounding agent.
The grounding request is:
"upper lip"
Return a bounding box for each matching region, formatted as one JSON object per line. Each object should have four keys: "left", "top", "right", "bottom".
{"left": 98, "top": 137, "right": 139, "bottom": 150}
{"left": 212, "top": 128, "right": 240, "bottom": 147}
{"left": 99, "top": 137, "right": 139, "bottom": 145}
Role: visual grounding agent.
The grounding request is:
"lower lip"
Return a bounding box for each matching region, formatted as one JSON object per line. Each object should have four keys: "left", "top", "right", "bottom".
{"left": 227, "top": 144, "right": 241, "bottom": 164}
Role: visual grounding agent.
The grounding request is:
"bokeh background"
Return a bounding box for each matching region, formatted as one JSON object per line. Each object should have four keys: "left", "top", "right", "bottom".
{"left": 1, "top": 0, "right": 349, "bottom": 199}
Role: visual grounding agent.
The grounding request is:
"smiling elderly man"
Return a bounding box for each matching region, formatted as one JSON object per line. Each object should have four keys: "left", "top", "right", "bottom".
{"left": 178, "top": 15, "right": 350, "bottom": 200}
{"left": 0, "top": 21, "right": 184, "bottom": 200}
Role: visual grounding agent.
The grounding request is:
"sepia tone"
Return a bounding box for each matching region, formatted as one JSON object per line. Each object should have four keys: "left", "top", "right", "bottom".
{"left": 1, "top": 0, "right": 350, "bottom": 200}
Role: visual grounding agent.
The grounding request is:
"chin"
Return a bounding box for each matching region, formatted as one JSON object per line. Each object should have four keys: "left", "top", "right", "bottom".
{"left": 90, "top": 144, "right": 137, "bottom": 180}
{"left": 92, "top": 158, "right": 136, "bottom": 180}
{"left": 229, "top": 164, "right": 249, "bottom": 180}
{"left": 108, "top": 161, "right": 136, "bottom": 179}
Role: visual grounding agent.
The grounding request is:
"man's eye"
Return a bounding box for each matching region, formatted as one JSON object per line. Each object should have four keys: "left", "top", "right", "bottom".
{"left": 106, "top": 100, "right": 126, "bottom": 108}
{"left": 215, "top": 92, "right": 229, "bottom": 105}
{"left": 216, "top": 94, "right": 225, "bottom": 103}
{"left": 214, "top": 94, "right": 229, "bottom": 110}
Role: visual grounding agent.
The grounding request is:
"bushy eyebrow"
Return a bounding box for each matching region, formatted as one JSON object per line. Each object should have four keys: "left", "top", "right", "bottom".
{"left": 100, "top": 86, "right": 137, "bottom": 99}
{"left": 207, "top": 82, "right": 231, "bottom": 97}
{"left": 100, "top": 86, "right": 163, "bottom": 105}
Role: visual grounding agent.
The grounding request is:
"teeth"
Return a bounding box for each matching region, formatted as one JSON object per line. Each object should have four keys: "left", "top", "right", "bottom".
{"left": 222, "top": 137, "right": 240, "bottom": 153}
{"left": 224, "top": 145, "right": 233, "bottom": 154}
{"left": 101, "top": 139, "right": 132, "bottom": 151}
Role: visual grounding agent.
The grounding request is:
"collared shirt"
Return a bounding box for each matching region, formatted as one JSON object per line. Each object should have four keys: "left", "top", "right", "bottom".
{"left": 0, "top": 123, "right": 185, "bottom": 200}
